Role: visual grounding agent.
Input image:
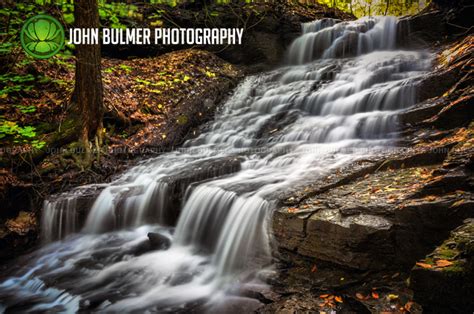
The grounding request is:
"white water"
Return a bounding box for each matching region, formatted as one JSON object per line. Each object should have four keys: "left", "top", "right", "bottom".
{"left": 0, "top": 16, "right": 432, "bottom": 312}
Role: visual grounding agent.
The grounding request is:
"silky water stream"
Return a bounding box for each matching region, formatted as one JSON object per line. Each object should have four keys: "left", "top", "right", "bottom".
{"left": 0, "top": 16, "right": 432, "bottom": 312}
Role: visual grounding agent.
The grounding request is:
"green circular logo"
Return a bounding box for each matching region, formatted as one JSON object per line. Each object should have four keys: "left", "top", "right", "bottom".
{"left": 20, "top": 14, "right": 65, "bottom": 59}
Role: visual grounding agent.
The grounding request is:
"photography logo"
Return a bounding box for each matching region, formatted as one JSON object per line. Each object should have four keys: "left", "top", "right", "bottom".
{"left": 20, "top": 14, "right": 65, "bottom": 59}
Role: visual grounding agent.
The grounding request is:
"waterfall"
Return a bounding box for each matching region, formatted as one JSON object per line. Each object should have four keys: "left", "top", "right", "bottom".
{"left": 287, "top": 16, "right": 398, "bottom": 64}
{"left": 0, "top": 16, "right": 432, "bottom": 312}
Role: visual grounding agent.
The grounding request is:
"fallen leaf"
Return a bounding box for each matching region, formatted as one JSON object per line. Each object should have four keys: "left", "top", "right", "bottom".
{"left": 416, "top": 262, "right": 432, "bottom": 269}
{"left": 311, "top": 264, "right": 318, "bottom": 273}
{"left": 435, "top": 259, "right": 454, "bottom": 267}
{"left": 335, "top": 296, "right": 343, "bottom": 303}
{"left": 371, "top": 291, "right": 379, "bottom": 299}
{"left": 356, "top": 293, "right": 365, "bottom": 300}
{"left": 288, "top": 207, "right": 298, "bottom": 213}
{"left": 387, "top": 294, "right": 399, "bottom": 301}
{"left": 319, "top": 294, "right": 329, "bottom": 298}
{"left": 450, "top": 199, "right": 465, "bottom": 208}
{"left": 405, "top": 301, "right": 414, "bottom": 311}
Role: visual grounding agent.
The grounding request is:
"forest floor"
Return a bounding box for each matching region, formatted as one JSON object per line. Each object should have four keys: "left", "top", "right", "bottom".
{"left": 0, "top": 49, "right": 242, "bottom": 257}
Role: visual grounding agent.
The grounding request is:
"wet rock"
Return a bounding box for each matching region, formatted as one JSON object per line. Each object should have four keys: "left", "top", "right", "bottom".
{"left": 410, "top": 218, "right": 474, "bottom": 313}
{"left": 167, "top": 272, "right": 194, "bottom": 286}
{"left": 300, "top": 210, "right": 394, "bottom": 270}
{"left": 147, "top": 232, "right": 171, "bottom": 250}
{"left": 206, "top": 297, "right": 264, "bottom": 313}
{"left": 428, "top": 93, "right": 474, "bottom": 129}
{"left": 399, "top": 98, "right": 448, "bottom": 126}
{"left": 161, "top": 156, "right": 242, "bottom": 224}
{"left": 397, "top": 11, "right": 446, "bottom": 48}
{"left": 274, "top": 159, "right": 474, "bottom": 271}
{"left": 279, "top": 159, "right": 383, "bottom": 206}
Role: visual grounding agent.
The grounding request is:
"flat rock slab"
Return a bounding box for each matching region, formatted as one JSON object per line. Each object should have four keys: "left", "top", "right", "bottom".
{"left": 274, "top": 134, "right": 474, "bottom": 270}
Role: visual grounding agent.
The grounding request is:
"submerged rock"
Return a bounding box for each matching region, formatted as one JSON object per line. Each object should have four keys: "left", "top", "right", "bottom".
{"left": 147, "top": 232, "right": 171, "bottom": 250}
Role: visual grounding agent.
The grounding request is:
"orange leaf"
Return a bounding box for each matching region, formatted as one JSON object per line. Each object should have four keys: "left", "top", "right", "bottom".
{"left": 405, "top": 301, "right": 414, "bottom": 311}
{"left": 356, "top": 293, "right": 365, "bottom": 300}
{"left": 335, "top": 296, "right": 343, "bottom": 303}
{"left": 372, "top": 292, "right": 379, "bottom": 299}
{"left": 416, "top": 262, "right": 432, "bottom": 269}
{"left": 288, "top": 207, "right": 298, "bottom": 213}
{"left": 311, "top": 264, "right": 318, "bottom": 273}
{"left": 436, "top": 259, "right": 454, "bottom": 267}
{"left": 319, "top": 294, "right": 329, "bottom": 298}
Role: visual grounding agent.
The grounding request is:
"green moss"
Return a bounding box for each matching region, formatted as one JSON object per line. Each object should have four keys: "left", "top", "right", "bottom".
{"left": 442, "top": 263, "right": 465, "bottom": 274}
{"left": 437, "top": 247, "right": 458, "bottom": 259}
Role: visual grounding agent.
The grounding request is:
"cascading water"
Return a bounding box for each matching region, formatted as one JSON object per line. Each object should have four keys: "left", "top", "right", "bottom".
{"left": 0, "top": 16, "right": 432, "bottom": 312}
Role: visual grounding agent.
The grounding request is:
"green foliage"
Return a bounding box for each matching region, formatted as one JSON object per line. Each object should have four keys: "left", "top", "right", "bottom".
{"left": 0, "top": 74, "right": 36, "bottom": 97}
{"left": 0, "top": 119, "right": 46, "bottom": 149}
{"left": 14, "top": 104, "right": 37, "bottom": 113}
{"left": 105, "top": 64, "right": 132, "bottom": 74}
{"left": 312, "top": 0, "right": 430, "bottom": 17}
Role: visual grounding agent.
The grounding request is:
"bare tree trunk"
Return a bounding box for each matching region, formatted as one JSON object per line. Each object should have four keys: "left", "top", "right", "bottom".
{"left": 72, "top": 0, "right": 103, "bottom": 162}
{"left": 385, "top": 0, "right": 390, "bottom": 15}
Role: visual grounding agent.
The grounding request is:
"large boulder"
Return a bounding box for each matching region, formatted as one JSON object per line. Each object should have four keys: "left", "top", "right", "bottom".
{"left": 410, "top": 219, "right": 474, "bottom": 313}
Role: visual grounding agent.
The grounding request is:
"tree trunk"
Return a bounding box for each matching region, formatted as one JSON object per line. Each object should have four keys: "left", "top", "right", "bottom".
{"left": 385, "top": 0, "right": 390, "bottom": 15}
{"left": 72, "top": 0, "right": 103, "bottom": 151}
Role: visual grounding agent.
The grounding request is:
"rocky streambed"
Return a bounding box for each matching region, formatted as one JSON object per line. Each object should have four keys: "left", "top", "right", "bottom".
{"left": 267, "top": 34, "right": 473, "bottom": 313}
{"left": 0, "top": 2, "right": 472, "bottom": 313}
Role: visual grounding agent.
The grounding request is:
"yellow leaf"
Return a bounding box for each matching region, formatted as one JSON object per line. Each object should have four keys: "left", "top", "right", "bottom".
{"left": 387, "top": 294, "right": 398, "bottom": 301}
{"left": 150, "top": 20, "right": 163, "bottom": 27}
{"left": 450, "top": 199, "right": 465, "bottom": 208}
